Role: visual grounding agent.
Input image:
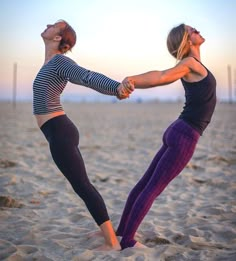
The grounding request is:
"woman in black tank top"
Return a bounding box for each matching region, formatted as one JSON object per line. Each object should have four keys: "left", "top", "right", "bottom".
{"left": 116, "top": 24, "right": 216, "bottom": 249}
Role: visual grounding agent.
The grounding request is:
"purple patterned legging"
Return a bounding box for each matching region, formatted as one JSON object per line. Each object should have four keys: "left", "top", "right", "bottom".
{"left": 117, "top": 119, "right": 200, "bottom": 249}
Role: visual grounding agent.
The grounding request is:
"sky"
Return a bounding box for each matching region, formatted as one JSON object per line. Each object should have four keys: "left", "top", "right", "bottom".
{"left": 1, "top": 0, "right": 236, "bottom": 102}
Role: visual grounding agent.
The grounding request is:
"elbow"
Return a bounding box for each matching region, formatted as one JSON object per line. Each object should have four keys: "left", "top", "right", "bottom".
{"left": 149, "top": 71, "right": 166, "bottom": 87}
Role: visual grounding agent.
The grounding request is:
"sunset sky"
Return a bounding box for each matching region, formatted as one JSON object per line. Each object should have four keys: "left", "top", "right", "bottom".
{"left": 1, "top": 0, "right": 236, "bottom": 102}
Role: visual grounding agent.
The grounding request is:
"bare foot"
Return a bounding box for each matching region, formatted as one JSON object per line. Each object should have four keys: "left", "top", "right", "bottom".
{"left": 87, "top": 230, "right": 103, "bottom": 239}
{"left": 95, "top": 244, "right": 121, "bottom": 251}
{"left": 135, "top": 232, "right": 142, "bottom": 238}
{"left": 133, "top": 242, "right": 148, "bottom": 248}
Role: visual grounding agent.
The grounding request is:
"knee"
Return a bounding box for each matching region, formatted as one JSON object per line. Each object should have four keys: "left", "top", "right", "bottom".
{"left": 71, "top": 180, "right": 93, "bottom": 199}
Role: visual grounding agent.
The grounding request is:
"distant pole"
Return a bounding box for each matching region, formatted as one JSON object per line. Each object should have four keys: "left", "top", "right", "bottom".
{"left": 227, "top": 65, "right": 232, "bottom": 104}
{"left": 234, "top": 69, "right": 236, "bottom": 102}
{"left": 13, "top": 63, "right": 17, "bottom": 109}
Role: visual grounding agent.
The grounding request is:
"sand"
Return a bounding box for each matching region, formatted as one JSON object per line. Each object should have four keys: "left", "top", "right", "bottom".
{"left": 0, "top": 101, "right": 235, "bottom": 261}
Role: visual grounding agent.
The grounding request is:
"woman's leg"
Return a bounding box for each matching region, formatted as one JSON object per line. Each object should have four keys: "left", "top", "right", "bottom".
{"left": 116, "top": 143, "right": 168, "bottom": 236}
{"left": 42, "top": 116, "right": 120, "bottom": 249}
{"left": 120, "top": 125, "right": 199, "bottom": 249}
{"left": 52, "top": 144, "right": 120, "bottom": 249}
{"left": 50, "top": 144, "right": 109, "bottom": 224}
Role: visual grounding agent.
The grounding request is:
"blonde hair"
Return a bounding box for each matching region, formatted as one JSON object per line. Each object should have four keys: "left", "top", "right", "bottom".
{"left": 167, "top": 24, "right": 190, "bottom": 61}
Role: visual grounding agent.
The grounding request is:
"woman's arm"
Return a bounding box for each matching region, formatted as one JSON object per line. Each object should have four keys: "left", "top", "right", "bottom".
{"left": 54, "top": 55, "right": 133, "bottom": 97}
{"left": 123, "top": 59, "right": 192, "bottom": 89}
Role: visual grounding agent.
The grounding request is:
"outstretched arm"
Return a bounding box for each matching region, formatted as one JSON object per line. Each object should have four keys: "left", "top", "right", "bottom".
{"left": 123, "top": 59, "right": 191, "bottom": 89}
{"left": 54, "top": 54, "right": 133, "bottom": 99}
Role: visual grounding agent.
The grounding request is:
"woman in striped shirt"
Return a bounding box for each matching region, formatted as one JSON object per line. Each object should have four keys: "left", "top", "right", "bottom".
{"left": 33, "top": 19, "right": 132, "bottom": 251}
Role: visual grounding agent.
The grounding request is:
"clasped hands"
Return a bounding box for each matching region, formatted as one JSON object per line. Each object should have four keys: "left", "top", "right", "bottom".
{"left": 117, "top": 78, "right": 134, "bottom": 100}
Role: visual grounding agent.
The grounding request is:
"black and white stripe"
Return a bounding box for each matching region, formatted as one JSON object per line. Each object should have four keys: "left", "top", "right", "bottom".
{"left": 33, "top": 54, "right": 119, "bottom": 115}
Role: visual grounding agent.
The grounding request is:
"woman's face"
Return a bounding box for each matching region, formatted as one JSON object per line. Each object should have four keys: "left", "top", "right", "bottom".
{"left": 185, "top": 25, "right": 205, "bottom": 45}
{"left": 41, "top": 21, "right": 66, "bottom": 40}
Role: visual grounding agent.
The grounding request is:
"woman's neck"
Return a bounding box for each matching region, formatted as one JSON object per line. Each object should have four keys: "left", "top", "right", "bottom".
{"left": 44, "top": 47, "right": 62, "bottom": 65}
{"left": 188, "top": 47, "right": 201, "bottom": 61}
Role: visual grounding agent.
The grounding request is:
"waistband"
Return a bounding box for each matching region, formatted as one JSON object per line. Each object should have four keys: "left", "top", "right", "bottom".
{"left": 40, "top": 115, "right": 68, "bottom": 131}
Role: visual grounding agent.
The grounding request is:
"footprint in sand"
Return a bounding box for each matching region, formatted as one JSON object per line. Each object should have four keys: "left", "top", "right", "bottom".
{"left": 0, "top": 196, "right": 23, "bottom": 208}
{"left": 17, "top": 245, "right": 38, "bottom": 255}
{"left": 0, "top": 159, "right": 17, "bottom": 168}
{"left": 186, "top": 162, "right": 204, "bottom": 170}
{"left": 144, "top": 236, "right": 170, "bottom": 247}
{"left": 207, "top": 155, "right": 234, "bottom": 164}
{"left": 192, "top": 178, "right": 207, "bottom": 184}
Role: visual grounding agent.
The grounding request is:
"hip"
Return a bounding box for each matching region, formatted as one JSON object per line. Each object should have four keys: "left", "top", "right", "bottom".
{"left": 164, "top": 119, "right": 200, "bottom": 143}
{"left": 40, "top": 114, "right": 79, "bottom": 145}
{"left": 35, "top": 111, "right": 66, "bottom": 128}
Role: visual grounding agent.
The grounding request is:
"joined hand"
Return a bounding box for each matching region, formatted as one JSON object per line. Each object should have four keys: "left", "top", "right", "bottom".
{"left": 117, "top": 78, "right": 134, "bottom": 100}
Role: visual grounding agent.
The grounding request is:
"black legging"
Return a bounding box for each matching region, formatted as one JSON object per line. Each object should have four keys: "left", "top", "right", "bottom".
{"left": 40, "top": 114, "right": 109, "bottom": 226}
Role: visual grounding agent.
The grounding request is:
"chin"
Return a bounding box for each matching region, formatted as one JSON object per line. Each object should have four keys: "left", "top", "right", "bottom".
{"left": 200, "top": 37, "right": 205, "bottom": 44}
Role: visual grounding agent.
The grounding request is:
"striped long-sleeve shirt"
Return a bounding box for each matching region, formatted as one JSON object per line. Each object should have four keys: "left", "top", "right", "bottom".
{"left": 33, "top": 54, "right": 120, "bottom": 114}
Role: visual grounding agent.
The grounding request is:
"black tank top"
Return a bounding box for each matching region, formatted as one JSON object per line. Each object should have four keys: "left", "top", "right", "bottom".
{"left": 179, "top": 58, "right": 216, "bottom": 135}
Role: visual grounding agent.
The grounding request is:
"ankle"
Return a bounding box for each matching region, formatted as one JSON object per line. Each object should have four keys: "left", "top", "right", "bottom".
{"left": 120, "top": 238, "right": 137, "bottom": 250}
{"left": 107, "top": 238, "right": 120, "bottom": 248}
{"left": 104, "top": 240, "right": 121, "bottom": 251}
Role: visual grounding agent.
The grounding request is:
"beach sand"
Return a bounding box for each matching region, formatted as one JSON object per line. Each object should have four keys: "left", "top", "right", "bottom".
{"left": 0, "top": 101, "right": 235, "bottom": 261}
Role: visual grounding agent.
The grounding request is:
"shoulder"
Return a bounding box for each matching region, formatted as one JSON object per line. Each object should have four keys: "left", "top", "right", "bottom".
{"left": 167, "top": 57, "right": 194, "bottom": 75}
{"left": 178, "top": 57, "right": 197, "bottom": 67}
{"left": 179, "top": 57, "right": 204, "bottom": 73}
{"left": 180, "top": 57, "right": 208, "bottom": 80}
{"left": 54, "top": 54, "right": 77, "bottom": 65}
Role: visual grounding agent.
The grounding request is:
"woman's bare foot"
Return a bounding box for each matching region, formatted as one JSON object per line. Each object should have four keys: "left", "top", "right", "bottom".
{"left": 95, "top": 243, "right": 121, "bottom": 251}
{"left": 133, "top": 241, "right": 148, "bottom": 248}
